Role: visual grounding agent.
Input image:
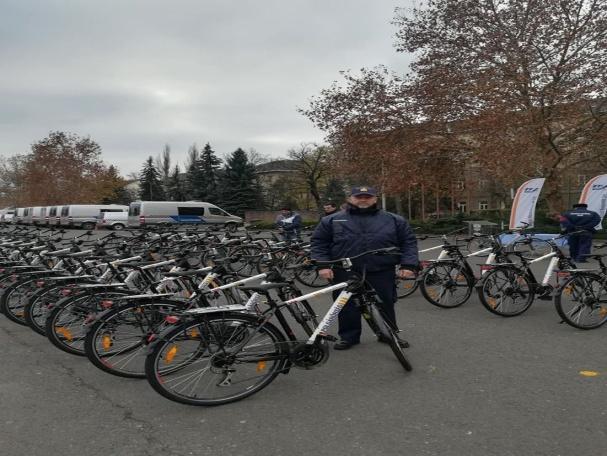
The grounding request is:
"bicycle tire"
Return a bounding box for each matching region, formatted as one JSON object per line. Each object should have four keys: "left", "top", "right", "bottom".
{"left": 467, "top": 236, "right": 492, "bottom": 256}
{"left": 145, "top": 312, "right": 288, "bottom": 406}
{"left": 368, "top": 305, "right": 412, "bottom": 372}
{"left": 46, "top": 290, "right": 133, "bottom": 356}
{"left": 23, "top": 284, "right": 66, "bottom": 335}
{"left": 293, "top": 255, "right": 329, "bottom": 288}
{"left": 419, "top": 262, "right": 474, "bottom": 308}
{"left": 554, "top": 274, "right": 607, "bottom": 330}
{"left": 512, "top": 237, "right": 553, "bottom": 259}
{"left": 478, "top": 267, "right": 534, "bottom": 317}
{"left": 85, "top": 299, "right": 188, "bottom": 378}
{"left": 0, "top": 278, "right": 40, "bottom": 325}
{"left": 396, "top": 267, "right": 418, "bottom": 299}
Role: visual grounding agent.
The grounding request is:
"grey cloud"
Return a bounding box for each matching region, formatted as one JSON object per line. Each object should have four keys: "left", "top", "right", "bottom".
{"left": 0, "top": 0, "right": 415, "bottom": 173}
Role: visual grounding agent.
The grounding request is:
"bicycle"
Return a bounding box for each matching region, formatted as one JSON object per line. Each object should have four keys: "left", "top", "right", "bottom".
{"left": 144, "top": 247, "right": 412, "bottom": 406}
{"left": 476, "top": 233, "right": 577, "bottom": 317}
{"left": 553, "top": 243, "right": 607, "bottom": 329}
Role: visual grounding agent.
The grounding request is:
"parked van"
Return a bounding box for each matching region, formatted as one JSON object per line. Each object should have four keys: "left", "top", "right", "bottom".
{"left": 13, "top": 208, "right": 25, "bottom": 224}
{"left": 97, "top": 211, "right": 128, "bottom": 230}
{"left": 60, "top": 204, "right": 128, "bottom": 230}
{"left": 32, "top": 206, "right": 47, "bottom": 225}
{"left": 128, "top": 201, "right": 242, "bottom": 231}
{"left": 47, "top": 206, "right": 63, "bottom": 226}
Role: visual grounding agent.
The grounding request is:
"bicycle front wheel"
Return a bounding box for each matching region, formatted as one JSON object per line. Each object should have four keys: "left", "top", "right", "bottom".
{"left": 554, "top": 274, "right": 607, "bottom": 330}
{"left": 367, "top": 305, "right": 412, "bottom": 372}
{"left": 419, "top": 262, "right": 473, "bottom": 308}
{"left": 145, "top": 313, "right": 288, "bottom": 406}
{"left": 478, "top": 267, "right": 534, "bottom": 317}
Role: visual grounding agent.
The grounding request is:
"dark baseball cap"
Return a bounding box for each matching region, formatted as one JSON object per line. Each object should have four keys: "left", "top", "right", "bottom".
{"left": 350, "top": 186, "right": 377, "bottom": 197}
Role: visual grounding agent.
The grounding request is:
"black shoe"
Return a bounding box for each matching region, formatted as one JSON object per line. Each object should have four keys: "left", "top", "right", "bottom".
{"left": 378, "top": 335, "right": 410, "bottom": 348}
{"left": 333, "top": 340, "right": 358, "bottom": 350}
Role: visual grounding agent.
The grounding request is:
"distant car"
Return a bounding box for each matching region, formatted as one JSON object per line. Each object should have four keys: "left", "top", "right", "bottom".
{"left": 97, "top": 211, "right": 128, "bottom": 230}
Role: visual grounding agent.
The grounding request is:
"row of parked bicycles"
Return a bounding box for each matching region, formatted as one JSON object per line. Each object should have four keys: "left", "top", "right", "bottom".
{"left": 0, "top": 223, "right": 604, "bottom": 405}
{"left": 0, "top": 224, "right": 414, "bottom": 406}
{"left": 409, "top": 224, "right": 607, "bottom": 331}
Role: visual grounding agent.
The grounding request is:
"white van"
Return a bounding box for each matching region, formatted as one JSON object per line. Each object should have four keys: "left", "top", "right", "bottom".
{"left": 128, "top": 201, "right": 242, "bottom": 231}
{"left": 47, "top": 206, "right": 63, "bottom": 226}
{"left": 97, "top": 211, "right": 128, "bottom": 230}
{"left": 60, "top": 204, "right": 128, "bottom": 230}
{"left": 13, "top": 207, "right": 25, "bottom": 224}
{"left": 24, "top": 206, "right": 47, "bottom": 225}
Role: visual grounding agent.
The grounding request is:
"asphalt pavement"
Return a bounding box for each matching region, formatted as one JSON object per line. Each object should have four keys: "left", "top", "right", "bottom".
{"left": 0, "top": 236, "right": 606, "bottom": 456}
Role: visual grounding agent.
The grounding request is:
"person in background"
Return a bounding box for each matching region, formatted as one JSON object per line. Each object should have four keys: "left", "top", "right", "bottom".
{"left": 322, "top": 201, "right": 338, "bottom": 217}
{"left": 311, "top": 186, "right": 418, "bottom": 350}
{"left": 560, "top": 203, "right": 601, "bottom": 263}
{"left": 275, "top": 207, "right": 302, "bottom": 242}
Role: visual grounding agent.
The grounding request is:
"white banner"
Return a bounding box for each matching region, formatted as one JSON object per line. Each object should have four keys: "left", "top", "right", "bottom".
{"left": 509, "top": 178, "right": 545, "bottom": 229}
{"left": 578, "top": 174, "right": 607, "bottom": 230}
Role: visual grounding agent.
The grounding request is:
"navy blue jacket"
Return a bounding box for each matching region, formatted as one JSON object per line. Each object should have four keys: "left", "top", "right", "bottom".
{"left": 561, "top": 208, "right": 601, "bottom": 234}
{"left": 311, "top": 208, "right": 419, "bottom": 272}
{"left": 275, "top": 212, "right": 302, "bottom": 232}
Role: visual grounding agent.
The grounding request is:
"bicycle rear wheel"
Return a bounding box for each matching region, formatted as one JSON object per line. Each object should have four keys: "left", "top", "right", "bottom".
{"left": 145, "top": 313, "right": 288, "bottom": 406}
{"left": 554, "top": 274, "right": 607, "bottom": 330}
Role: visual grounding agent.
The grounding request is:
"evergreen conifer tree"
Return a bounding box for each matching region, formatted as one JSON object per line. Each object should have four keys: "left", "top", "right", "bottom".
{"left": 139, "top": 156, "right": 165, "bottom": 201}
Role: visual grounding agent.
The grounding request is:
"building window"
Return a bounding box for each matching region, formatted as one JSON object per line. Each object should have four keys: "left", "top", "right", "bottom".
{"left": 455, "top": 181, "right": 465, "bottom": 191}
{"left": 478, "top": 179, "right": 488, "bottom": 189}
{"left": 578, "top": 175, "right": 587, "bottom": 186}
{"left": 479, "top": 201, "right": 489, "bottom": 210}
{"left": 458, "top": 201, "right": 467, "bottom": 212}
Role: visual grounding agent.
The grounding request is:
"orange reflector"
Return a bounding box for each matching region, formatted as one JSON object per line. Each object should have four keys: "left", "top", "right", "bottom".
{"left": 165, "top": 315, "right": 179, "bottom": 324}
{"left": 427, "top": 289, "right": 438, "bottom": 299}
{"left": 487, "top": 298, "right": 497, "bottom": 309}
{"left": 102, "top": 335, "right": 112, "bottom": 351}
{"left": 188, "top": 329, "right": 200, "bottom": 339}
{"left": 580, "top": 371, "right": 599, "bottom": 377}
{"left": 256, "top": 361, "right": 267, "bottom": 372}
{"left": 403, "top": 283, "right": 413, "bottom": 289}
{"left": 55, "top": 327, "right": 73, "bottom": 342}
{"left": 599, "top": 307, "right": 607, "bottom": 317}
{"left": 15, "top": 311, "right": 24, "bottom": 317}
{"left": 165, "top": 346, "right": 178, "bottom": 363}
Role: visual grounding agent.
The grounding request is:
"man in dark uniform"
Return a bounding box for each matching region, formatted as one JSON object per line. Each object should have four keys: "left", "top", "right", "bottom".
{"left": 311, "top": 186, "right": 419, "bottom": 350}
{"left": 560, "top": 203, "right": 602, "bottom": 263}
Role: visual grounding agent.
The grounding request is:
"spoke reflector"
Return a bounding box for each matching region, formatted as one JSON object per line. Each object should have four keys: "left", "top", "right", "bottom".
{"left": 256, "top": 361, "right": 267, "bottom": 372}
{"left": 55, "top": 327, "right": 73, "bottom": 342}
{"left": 165, "top": 345, "right": 178, "bottom": 363}
{"left": 102, "top": 334, "right": 112, "bottom": 351}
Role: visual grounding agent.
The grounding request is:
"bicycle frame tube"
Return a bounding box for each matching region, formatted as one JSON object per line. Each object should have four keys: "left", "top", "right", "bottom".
{"left": 207, "top": 273, "right": 267, "bottom": 292}
{"left": 306, "top": 289, "right": 353, "bottom": 344}
{"left": 542, "top": 257, "right": 560, "bottom": 286}
{"left": 529, "top": 251, "right": 556, "bottom": 264}
{"left": 466, "top": 247, "right": 492, "bottom": 258}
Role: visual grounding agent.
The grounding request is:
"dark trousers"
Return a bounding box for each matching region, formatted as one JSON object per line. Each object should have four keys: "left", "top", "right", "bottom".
{"left": 569, "top": 233, "right": 593, "bottom": 262}
{"left": 332, "top": 269, "right": 397, "bottom": 344}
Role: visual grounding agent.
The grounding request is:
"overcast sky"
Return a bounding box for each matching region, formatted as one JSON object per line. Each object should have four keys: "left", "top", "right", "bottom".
{"left": 0, "top": 0, "right": 414, "bottom": 174}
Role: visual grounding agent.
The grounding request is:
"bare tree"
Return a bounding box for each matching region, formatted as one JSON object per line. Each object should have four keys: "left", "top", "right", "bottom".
{"left": 288, "top": 143, "right": 330, "bottom": 213}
